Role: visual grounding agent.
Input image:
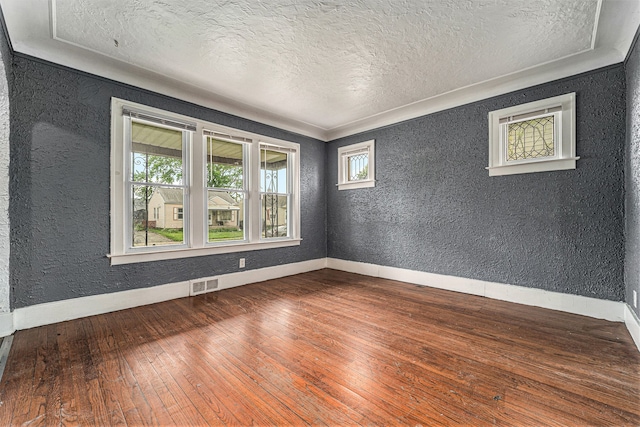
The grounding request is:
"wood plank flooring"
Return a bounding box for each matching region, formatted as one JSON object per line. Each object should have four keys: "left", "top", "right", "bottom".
{"left": 1, "top": 268, "right": 639, "bottom": 426}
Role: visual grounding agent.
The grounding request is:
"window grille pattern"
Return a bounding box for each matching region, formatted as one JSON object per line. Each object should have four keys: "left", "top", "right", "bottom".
{"left": 348, "top": 153, "right": 369, "bottom": 181}
{"left": 507, "top": 115, "right": 554, "bottom": 161}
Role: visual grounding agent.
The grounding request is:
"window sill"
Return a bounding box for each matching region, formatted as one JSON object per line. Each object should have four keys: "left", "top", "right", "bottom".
{"left": 486, "top": 157, "right": 579, "bottom": 177}
{"left": 337, "top": 179, "right": 376, "bottom": 191}
{"left": 108, "top": 238, "right": 302, "bottom": 265}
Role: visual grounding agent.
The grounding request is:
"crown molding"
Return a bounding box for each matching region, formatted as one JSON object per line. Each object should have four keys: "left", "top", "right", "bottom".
{"left": 0, "top": 0, "right": 638, "bottom": 142}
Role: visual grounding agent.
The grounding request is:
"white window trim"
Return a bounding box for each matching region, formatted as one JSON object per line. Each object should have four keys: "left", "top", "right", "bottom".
{"left": 109, "top": 98, "right": 301, "bottom": 265}
{"left": 337, "top": 139, "right": 375, "bottom": 190}
{"left": 487, "top": 93, "right": 578, "bottom": 176}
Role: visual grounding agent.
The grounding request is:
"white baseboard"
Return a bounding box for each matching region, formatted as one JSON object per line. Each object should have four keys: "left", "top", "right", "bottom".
{"left": 326, "top": 258, "right": 626, "bottom": 322}
{"left": 625, "top": 304, "right": 640, "bottom": 352}
{"left": 14, "top": 280, "right": 191, "bottom": 331}
{"left": 2, "top": 256, "right": 637, "bottom": 354}
{"left": 214, "top": 258, "right": 327, "bottom": 291}
{"left": 12, "top": 258, "right": 327, "bottom": 332}
{"left": 0, "top": 311, "right": 13, "bottom": 337}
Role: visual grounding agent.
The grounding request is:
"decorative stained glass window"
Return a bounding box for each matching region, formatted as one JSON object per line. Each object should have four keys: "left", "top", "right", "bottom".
{"left": 487, "top": 93, "right": 578, "bottom": 176}
{"left": 348, "top": 152, "right": 369, "bottom": 181}
{"left": 506, "top": 115, "right": 555, "bottom": 161}
{"left": 338, "top": 140, "right": 375, "bottom": 190}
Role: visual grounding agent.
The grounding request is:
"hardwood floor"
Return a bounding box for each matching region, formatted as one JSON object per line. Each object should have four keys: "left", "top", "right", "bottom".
{"left": 1, "top": 268, "right": 639, "bottom": 426}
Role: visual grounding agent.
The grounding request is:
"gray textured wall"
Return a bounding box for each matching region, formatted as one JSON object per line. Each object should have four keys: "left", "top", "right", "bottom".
{"left": 4, "top": 31, "right": 632, "bottom": 308}
{"left": 625, "top": 32, "right": 640, "bottom": 318}
{"left": 327, "top": 66, "right": 626, "bottom": 301}
{"left": 9, "top": 55, "right": 326, "bottom": 309}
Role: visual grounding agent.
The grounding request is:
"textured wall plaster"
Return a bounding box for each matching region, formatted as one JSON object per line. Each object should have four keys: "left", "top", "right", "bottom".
{"left": 0, "top": 21, "right": 10, "bottom": 312}
{"left": 4, "top": 25, "right": 630, "bottom": 310}
{"left": 9, "top": 55, "right": 326, "bottom": 309}
{"left": 327, "top": 66, "right": 626, "bottom": 301}
{"left": 625, "top": 32, "right": 640, "bottom": 318}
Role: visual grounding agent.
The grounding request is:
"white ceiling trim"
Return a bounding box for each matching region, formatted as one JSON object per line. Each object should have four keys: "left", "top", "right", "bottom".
{"left": 327, "top": 0, "right": 638, "bottom": 140}
{"left": 4, "top": 0, "right": 327, "bottom": 139}
{"left": 326, "top": 46, "right": 622, "bottom": 140}
{"left": 1, "top": 0, "right": 638, "bottom": 142}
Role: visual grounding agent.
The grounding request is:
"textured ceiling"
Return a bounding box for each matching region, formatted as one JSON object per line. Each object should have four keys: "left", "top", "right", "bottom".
{"left": 1, "top": 0, "right": 639, "bottom": 140}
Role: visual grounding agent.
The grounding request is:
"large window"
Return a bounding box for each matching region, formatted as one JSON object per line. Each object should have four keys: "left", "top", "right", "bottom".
{"left": 110, "top": 98, "right": 301, "bottom": 265}
{"left": 487, "top": 93, "right": 578, "bottom": 176}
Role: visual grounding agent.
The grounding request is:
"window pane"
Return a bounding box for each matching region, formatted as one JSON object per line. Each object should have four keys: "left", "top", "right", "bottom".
{"left": 262, "top": 194, "right": 288, "bottom": 238}
{"left": 206, "top": 137, "right": 244, "bottom": 189}
{"left": 348, "top": 153, "right": 369, "bottom": 181}
{"left": 132, "top": 186, "right": 184, "bottom": 247}
{"left": 507, "top": 115, "right": 555, "bottom": 161}
{"left": 131, "top": 121, "right": 183, "bottom": 185}
{"left": 261, "top": 149, "right": 288, "bottom": 193}
{"left": 207, "top": 190, "right": 245, "bottom": 242}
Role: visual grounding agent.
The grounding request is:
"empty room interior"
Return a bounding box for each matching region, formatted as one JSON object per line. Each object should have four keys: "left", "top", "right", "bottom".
{"left": 0, "top": 0, "right": 640, "bottom": 425}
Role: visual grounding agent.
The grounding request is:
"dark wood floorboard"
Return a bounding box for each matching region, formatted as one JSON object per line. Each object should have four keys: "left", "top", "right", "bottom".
{"left": 0, "top": 269, "right": 638, "bottom": 426}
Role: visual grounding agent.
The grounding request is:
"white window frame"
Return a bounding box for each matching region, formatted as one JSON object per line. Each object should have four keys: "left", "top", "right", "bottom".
{"left": 260, "top": 144, "right": 295, "bottom": 239}
{"left": 110, "top": 98, "right": 301, "bottom": 265}
{"left": 337, "top": 139, "right": 375, "bottom": 190}
{"left": 203, "top": 132, "right": 249, "bottom": 245}
{"left": 487, "top": 93, "right": 578, "bottom": 176}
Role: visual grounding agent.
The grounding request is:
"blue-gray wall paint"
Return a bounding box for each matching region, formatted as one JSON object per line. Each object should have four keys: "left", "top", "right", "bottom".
{"left": 9, "top": 54, "right": 326, "bottom": 309}
{"left": 625, "top": 31, "right": 640, "bottom": 318}
{"left": 327, "top": 66, "right": 626, "bottom": 301}
{"left": 3, "top": 22, "right": 632, "bottom": 309}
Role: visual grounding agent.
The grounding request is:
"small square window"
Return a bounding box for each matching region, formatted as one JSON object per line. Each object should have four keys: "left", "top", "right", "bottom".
{"left": 338, "top": 140, "right": 375, "bottom": 190}
{"left": 487, "top": 93, "right": 578, "bottom": 176}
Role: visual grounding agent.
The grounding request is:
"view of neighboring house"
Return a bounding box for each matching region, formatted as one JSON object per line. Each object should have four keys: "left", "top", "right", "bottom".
{"left": 147, "top": 187, "right": 242, "bottom": 229}
{"left": 207, "top": 191, "right": 242, "bottom": 228}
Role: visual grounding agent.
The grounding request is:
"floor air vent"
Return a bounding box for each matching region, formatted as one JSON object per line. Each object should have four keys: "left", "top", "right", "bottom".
{"left": 190, "top": 278, "right": 219, "bottom": 296}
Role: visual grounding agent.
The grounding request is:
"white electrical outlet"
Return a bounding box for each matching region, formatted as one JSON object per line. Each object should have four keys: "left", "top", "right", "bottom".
{"left": 239, "top": 258, "right": 245, "bottom": 268}
{"left": 634, "top": 290, "right": 638, "bottom": 308}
